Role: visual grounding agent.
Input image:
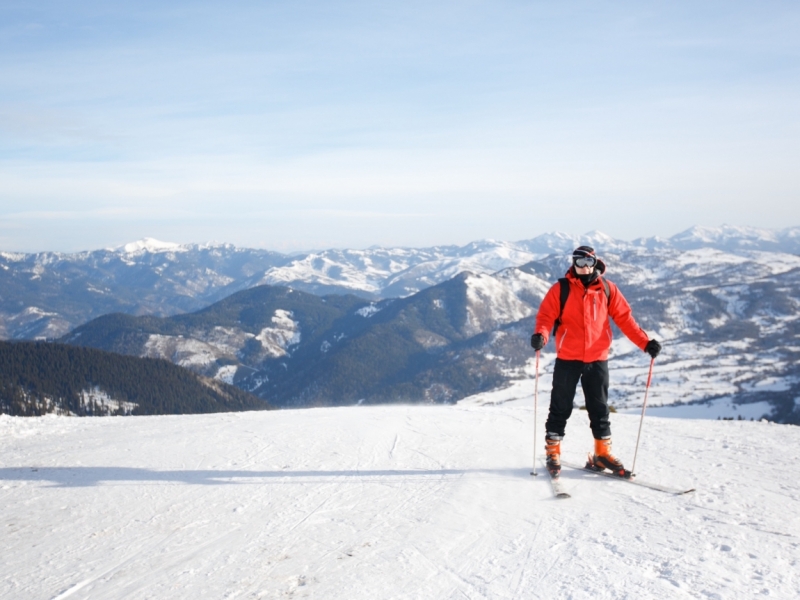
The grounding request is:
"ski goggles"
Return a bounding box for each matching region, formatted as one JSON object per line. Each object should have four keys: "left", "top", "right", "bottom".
{"left": 573, "top": 256, "right": 597, "bottom": 268}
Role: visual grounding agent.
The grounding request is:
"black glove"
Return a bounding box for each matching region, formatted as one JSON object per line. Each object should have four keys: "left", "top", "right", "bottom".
{"left": 530, "top": 333, "right": 545, "bottom": 351}
{"left": 644, "top": 339, "right": 661, "bottom": 359}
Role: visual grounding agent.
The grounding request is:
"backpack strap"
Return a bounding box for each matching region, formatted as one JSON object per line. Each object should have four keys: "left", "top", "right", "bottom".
{"left": 599, "top": 276, "right": 611, "bottom": 302}
{"left": 552, "top": 276, "right": 612, "bottom": 336}
{"left": 552, "top": 278, "right": 570, "bottom": 336}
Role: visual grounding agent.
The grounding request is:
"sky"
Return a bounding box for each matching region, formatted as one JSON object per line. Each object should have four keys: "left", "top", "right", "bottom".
{"left": 1, "top": 1, "right": 799, "bottom": 253}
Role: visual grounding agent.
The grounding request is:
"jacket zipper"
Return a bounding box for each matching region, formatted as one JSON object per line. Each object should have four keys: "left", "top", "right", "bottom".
{"left": 558, "top": 327, "right": 567, "bottom": 351}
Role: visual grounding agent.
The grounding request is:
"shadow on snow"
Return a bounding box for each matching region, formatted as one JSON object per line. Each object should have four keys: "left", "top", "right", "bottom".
{"left": 0, "top": 466, "right": 531, "bottom": 488}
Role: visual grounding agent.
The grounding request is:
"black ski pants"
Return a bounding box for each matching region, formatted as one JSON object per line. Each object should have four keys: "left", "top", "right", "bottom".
{"left": 545, "top": 358, "right": 611, "bottom": 440}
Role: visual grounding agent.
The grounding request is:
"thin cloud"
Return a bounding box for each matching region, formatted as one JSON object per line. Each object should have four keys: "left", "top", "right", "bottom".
{"left": 0, "top": 1, "right": 798, "bottom": 252}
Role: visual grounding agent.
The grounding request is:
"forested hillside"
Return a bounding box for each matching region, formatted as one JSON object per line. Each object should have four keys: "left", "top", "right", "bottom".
{"left": 0, "top": 341, "right": 269, "bottom": 416}
{"left": 61, "top": 278, "right": 529, "bottom": 408}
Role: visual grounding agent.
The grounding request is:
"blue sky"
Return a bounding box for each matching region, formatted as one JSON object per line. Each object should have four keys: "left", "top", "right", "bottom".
{"left": 1, "top": 1, "right": 799, "bottom": 252}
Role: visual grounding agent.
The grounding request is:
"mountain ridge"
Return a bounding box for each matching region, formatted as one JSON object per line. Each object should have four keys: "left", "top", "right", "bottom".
{"left": 3, "top": 225, "right": 798, "bottom": 340}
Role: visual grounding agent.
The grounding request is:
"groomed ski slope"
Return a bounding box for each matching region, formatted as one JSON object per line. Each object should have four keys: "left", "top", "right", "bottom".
{"left": 1, "top": 393, "right": 799, "bottom": 599}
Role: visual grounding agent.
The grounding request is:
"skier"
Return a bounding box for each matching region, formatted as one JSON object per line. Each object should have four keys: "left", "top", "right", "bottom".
{"left": 530, "top": 246, "right": 661, "bottom": 478}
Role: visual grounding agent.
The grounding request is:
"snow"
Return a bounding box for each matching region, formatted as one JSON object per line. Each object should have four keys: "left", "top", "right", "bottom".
{"left": 140, "top": 313, "right": 303, "bottom": 369}
{"left": 119, "top": 238, "right": 183, "bottom": 254}
{"left": 2, "top": 398, "right": 799, "bottom": 599}
{"left": 633, "top": 398, "right": 774, "bottom": 421}
{"left": 78, "top": 387, "right": 138, "bottom": 415}
{"left": 255, "top": 310, "right": 301, "bottom": 357}
{"left": 11, "top": 306, "right": 59, "bottom": 320}
{"left": 258, "top": 241, "right": 541, "bottom": 298}
{"left": 259, "top": 250, "right": 402, "bottom": 295}
{"left": 667, "top": 225, "right": 800, "bottom": 253}
{"left": 464, "top": 273, "right": 533, "bottom": 335}
{"left": 143, "top": 334, "right": 222, "bottom": 369}
{"left": 215, "top": 365, "right": 238, "bottom": 385}
{"left": 204, "top": 326, "right": 256, "bottom": 357}
{"left": 742, "top": 377, "right": 793, "bottom": 393}
{"left": 355, "top": 304, "right": 381, "bottom": 317}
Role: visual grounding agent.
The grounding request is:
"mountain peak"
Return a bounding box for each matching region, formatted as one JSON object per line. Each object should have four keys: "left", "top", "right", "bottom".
{"left": 669, "top": 225, "right": 781, "bottom": 251}
{"left": 118, "top": 238, "right": 183, "bottom": 254}
{"left": 581, "top": 230, "right": 616, "bottom": 243}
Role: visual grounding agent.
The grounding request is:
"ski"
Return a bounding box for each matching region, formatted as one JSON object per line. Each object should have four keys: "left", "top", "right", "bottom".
{"left": 532, "top": 459, "right": 570, "bottom": 499}
{"left": 561, "top": 460, "right": 695, "bottom": 495}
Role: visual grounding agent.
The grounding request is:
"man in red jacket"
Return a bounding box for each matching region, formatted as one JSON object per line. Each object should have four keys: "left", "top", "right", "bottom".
{"left": 530, "top": 246, "right": 661, "bottom": 478}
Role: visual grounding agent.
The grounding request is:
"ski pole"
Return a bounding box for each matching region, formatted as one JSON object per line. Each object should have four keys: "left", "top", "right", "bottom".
{"left": 530, "top": 350, "right": 540, "bottom": 477}
{"left": 631, "top": 357, "right": 655, "bottom": 475}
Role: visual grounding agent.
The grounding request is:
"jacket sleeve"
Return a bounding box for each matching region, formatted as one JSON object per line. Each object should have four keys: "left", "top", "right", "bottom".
{"left": 606, "top": 282, "right": 650, "bottom": 350}
{"left": 533, "top": 283, "right": 562, "bottom": 345}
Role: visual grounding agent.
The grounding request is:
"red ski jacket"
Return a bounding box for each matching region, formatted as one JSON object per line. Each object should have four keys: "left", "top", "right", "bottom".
{"left": 533, "top": 268, "right": 649, "bottom": 362}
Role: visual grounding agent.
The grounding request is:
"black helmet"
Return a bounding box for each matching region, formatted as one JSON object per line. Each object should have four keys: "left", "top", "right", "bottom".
{"left": 572, "top": 245, "right": 596, "bottom": 261}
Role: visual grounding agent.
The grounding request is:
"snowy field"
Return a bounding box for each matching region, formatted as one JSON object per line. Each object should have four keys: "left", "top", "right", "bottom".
{"left": 2, "top": 395, "right": 799, "bottom": 599}
{"left": 503, "top": 344, "right": 790, "bottom": 422}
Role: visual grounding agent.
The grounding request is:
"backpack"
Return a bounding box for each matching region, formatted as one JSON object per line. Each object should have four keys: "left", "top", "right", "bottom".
{"left": 552, "top": 276, "right": 611, "bottom": 336}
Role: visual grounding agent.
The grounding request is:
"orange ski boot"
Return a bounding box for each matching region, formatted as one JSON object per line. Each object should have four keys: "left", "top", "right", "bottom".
{"left": 545, "top": 437, "right": 561, "bottom": 477}
{"left": 586, "top": 438, "right": 632, "bottom": 479}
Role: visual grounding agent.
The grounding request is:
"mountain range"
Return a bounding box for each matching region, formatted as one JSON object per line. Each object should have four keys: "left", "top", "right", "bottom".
{"left": 53, "top": 226, "right": 800, "bottom": 424}
{"left": 3, "top": 225, "right": 799, "bottom": 341}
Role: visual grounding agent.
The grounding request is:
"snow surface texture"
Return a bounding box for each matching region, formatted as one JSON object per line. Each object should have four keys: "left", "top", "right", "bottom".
{"left": 2, "top": 393, "right": 798, "bottom": 599}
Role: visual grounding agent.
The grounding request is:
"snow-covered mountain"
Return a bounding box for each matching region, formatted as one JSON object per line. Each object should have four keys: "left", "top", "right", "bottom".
{"left": 61, "top": 237, "right": 800, "bottom": 423}
{"left": 1, "top": 400, "right": 798, "bottom": 598}
{"left": 2, "top": 226, "right": 798, "bottom": 340}
{"left": 666, "top": 224, "right": 800, "bottom": 252}
{"left": 0, "top": 239, "right": 291, "bottom": 339}
{"left": 62, "top": 277, "right": 528, "bottom": 408}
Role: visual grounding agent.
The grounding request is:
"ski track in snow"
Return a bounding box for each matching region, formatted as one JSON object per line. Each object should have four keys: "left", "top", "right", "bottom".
{"left": 1, "top": 400, "right": 799, "bottom": 600}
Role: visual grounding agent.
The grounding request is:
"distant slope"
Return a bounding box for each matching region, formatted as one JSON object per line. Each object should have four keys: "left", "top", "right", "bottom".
{"left": 0, "top": 341, "right": 269, "bottom": 416}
